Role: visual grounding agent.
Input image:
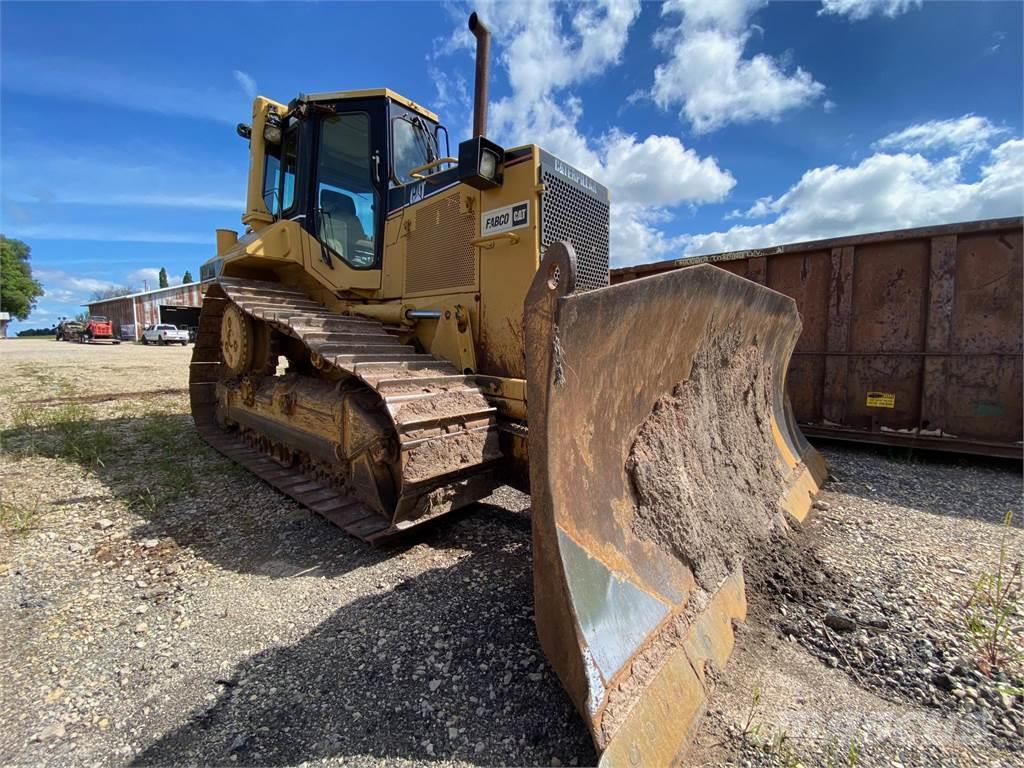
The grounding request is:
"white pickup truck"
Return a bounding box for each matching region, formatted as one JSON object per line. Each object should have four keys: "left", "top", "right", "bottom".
{"left": 142, "top": 323, "right": 190, "bottom": 346}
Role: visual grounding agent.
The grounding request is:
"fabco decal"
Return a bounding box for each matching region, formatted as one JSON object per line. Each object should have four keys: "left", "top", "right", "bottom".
{"left": 481, "top": 201, "right": 530, "bottom": 236}
{"left": 553, "top": 159, "right": 599, "bottom": 195}
{"left": 409, "top": 182, "right": 425, "bottom": 204}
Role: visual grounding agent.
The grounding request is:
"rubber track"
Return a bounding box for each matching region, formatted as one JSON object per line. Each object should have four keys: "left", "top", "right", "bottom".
{"left": 189, "top": 278, "right": 502, "bottom": 541}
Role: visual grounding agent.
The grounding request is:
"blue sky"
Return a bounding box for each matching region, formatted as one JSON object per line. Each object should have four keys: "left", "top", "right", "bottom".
{"left": 2, "top": 0, "right": 1022, "bottom": 332}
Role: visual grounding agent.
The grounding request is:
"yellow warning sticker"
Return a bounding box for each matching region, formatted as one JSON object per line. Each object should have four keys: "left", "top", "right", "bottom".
{"left": 866, "top": 391, "right": 896, "bottom": 409}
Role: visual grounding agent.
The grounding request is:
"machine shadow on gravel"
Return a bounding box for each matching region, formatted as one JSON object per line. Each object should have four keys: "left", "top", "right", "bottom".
{"left": 0, "top": 412, "right": 500, "bottom": 580}
{"left": 131, "top": 509, "right": 596, "bottom": 767}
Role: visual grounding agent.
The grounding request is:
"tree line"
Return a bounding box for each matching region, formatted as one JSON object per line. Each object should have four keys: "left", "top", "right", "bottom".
{"left": 90, "top": 267, "right": 194, "bottom": 301}
{"left": 1, "top": 234, "right": 196, "bottom": 326}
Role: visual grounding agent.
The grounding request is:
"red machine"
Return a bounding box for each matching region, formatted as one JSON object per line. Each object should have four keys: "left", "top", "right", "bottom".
{"left": 77, "top": 316, "right": 120, "bottom": 344}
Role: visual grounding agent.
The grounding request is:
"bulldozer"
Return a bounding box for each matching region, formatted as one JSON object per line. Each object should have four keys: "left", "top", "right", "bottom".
{"left": 191, "top": 13, "right": 827, "bottom": 766}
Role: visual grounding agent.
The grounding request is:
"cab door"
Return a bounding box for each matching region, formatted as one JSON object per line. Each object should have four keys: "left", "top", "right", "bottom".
{"left": 305, "top": 103, "right": 387, "bottom": 294}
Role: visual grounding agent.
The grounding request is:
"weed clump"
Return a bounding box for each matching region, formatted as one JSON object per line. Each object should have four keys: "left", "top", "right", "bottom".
{"left": 0, "top": 492, "right": 45, "bottom": 536}
{"left": 963, "top": 511, "right": 1023, "bottom": 675}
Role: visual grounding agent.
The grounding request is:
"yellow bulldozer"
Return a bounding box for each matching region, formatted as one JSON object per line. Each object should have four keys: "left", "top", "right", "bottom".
{"left": 191, "top": 13, "right": 826, "bottom": 766}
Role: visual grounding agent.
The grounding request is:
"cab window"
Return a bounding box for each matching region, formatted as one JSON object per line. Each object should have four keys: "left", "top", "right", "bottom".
{"left": 263, "top": 151, "right": 281, "bottom": 214}
{"left": 391, "top": 114, "right": 435, "bottom": 186}
{"left": 280, "top": 123, "right": 298, "bottom": 212}
{"left": 316, "top": 113, "right": 377, "bottom": 269}
{"left": 263, "top": 121, "right": 298, "bottom": 216}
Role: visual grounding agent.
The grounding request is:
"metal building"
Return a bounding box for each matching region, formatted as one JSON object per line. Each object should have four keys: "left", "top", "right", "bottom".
{"left": 86, "top": 281, "right": 212, "bottom": 341}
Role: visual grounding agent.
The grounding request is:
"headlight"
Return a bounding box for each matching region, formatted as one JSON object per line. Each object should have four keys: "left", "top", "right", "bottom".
{"left": 264, "top": 110, "right": 282, "bottom": 145}
{"left": 263, "top": 124, "right": 282, "bottom": 144}
{"left": 457, "top": 137, "right": 505, "bottom": 190}
{"left": 479, "top": 149, "right": 499, "bottom": 180}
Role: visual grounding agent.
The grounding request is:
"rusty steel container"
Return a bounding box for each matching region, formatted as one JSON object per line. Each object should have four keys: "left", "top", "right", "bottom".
{"left": 611, "top": 217, "right": 1023, "bottom": 458}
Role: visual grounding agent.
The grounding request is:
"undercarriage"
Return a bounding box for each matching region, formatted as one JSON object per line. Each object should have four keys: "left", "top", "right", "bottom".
{"left": 189, "top": 279, "right": 504, "bottom": 540}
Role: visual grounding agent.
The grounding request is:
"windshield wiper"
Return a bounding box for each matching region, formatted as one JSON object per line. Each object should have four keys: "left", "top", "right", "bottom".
{"left": 407, "top": 115, "right": 437, "bottom": 166}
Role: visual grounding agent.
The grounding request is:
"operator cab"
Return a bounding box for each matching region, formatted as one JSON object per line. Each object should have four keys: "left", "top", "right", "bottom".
{"left": 255, "top": 90, "right": 451, "bottom": 272}
{"left": 237, "top": 88, "right": 506, "bottom": 276}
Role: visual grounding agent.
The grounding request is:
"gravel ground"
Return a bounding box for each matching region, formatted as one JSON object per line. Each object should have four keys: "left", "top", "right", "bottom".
{"left": 692, "top": 446, "right": 1023, "bottom": 768}
{"left": 1, "top": 338, "right": 1021, "bottom": 767}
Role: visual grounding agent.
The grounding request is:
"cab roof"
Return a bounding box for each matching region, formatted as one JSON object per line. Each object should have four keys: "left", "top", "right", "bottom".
{"left": 298, "top": 88, "right": 439, "bottom": 123}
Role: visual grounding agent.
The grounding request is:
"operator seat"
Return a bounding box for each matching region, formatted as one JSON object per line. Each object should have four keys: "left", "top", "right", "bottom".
{"left": 320, "top": 191, "right": 372, "bottom": 267}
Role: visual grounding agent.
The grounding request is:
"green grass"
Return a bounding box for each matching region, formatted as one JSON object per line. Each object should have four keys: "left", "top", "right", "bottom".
{"left": 138, "top": 412, "right": 189, "bottom": 447}
{"left": 3, "top": 375, "right": 220, "bottom": 523}
{"left": 0, "top": 492, "right": 45, "bottom": 536}
{"left": 4, "top": 399, "right": 114, "bottom": 468}
{"left": 43, "top": 402, "right": 115, "bottom": 469}
{"left": 10, "top": 403, "right": 37, "bottom": 431}
{"left": 740, "top": 686, "right": 861, "bottom": 768}
{"left": 14, "top": 363, "right": 48, "bottom": 381}
{"left": 963, "top": 511, "right": 1023, "bottom": 674}
{"left": 129, "top": 487, "right": 159, "bottom": 516}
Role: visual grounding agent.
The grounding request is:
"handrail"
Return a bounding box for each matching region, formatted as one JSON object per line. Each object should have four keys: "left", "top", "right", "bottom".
{"left": 470, "top": 232, "right": 520, "bottom": 249}
{"left": 408, "top": 157, "right": 458, "bottom": 180}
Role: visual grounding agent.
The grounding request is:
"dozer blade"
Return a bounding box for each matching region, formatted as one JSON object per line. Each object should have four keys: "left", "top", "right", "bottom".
{"left": 524, "top": 242, "right": 827, "bottom": 766}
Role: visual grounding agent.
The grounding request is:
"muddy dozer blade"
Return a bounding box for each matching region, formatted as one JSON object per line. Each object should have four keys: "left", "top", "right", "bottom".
{"left": 524, "top": 243, "right": 827, "bottom": 766}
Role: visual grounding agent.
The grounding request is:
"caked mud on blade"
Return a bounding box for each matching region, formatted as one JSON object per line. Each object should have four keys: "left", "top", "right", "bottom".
{"left": 524, "top": 242, "right": 827, "bottom": 766}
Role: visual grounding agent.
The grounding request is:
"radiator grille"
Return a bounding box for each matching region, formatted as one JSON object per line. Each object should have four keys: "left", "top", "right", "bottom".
{"left": 540, "top": 171, "right": 610, "bottom": 292}
{"left": 405, "top": 192, "right": 477, "bottom": 295}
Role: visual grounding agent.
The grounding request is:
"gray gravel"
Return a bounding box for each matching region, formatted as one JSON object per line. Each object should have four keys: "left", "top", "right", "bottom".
{"left": 693, "top": 445, "right": 1023, "bottom": 767}
{"left": 751, "top": 448, "right": 1024, "bottom": 747}
{"left": 2, "top": 339, "right": 1022, "bottom": 767}
{"left": 0, "top": 341, "right": 591, "bottom": 767}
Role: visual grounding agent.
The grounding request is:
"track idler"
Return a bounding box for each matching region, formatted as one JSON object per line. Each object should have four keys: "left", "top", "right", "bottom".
{"left": 524, "top": 242, "right": 826, "bottom": 766}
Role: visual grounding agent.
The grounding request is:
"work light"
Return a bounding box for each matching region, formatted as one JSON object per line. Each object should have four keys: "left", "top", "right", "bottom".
{"left": 458, "top": 136, "right": 505, "bottom": 190}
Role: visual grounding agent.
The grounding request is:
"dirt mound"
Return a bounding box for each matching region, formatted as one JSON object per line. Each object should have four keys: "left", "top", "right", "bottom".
{"left": 627, "top": 331, "right": 786, "bottom": 591}
{"left": 743, "top": 524, "right": 839, "bottom": 612}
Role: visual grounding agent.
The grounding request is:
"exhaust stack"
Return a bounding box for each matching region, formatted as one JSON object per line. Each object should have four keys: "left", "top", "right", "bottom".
{"left": 469, "top": 12, "right": 490, "bottom": 137}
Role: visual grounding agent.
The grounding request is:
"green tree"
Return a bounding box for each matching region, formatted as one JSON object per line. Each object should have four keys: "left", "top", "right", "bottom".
{"left": 1, "top": 236, "right": 44, "bottom": 320}
{"left": 182, "top": 270, "right": 194, "bottom": 284}
{"left": 158, "top": 267, "right": 169, "bottom": 288}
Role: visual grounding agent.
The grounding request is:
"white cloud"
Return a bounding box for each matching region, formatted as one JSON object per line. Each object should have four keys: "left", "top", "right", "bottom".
{"left": 2, "top": 54, "right": 249, "bottom": 124}
{"left": 126, "top": 267, "right": 184, "bottom": 287}
{"left": 27, "top": 266, "right": 186, "bottom": 324}
{"left": 440, "top": 0, "right": 735, "bottom": 263}
{"left": 428, "top": 65, "right": 472, "bottom": 139}
{"left": 44, "top": 289, "right": 77, "bottom": 303}
{"left": 610, "top": 203, "right": 687, "bottom": 262}
{"left": 21, "top": 272, "right": 115, "bottom": 326}
{"left": 36, "top": 269, "right": 119, "bottom": 295}
{"left": 873, "top": 114, "right": 1009, "bottom": 158}
{"left": 651, "top": 0, "right": 826, "bottom": 133}
{"left": 31, "top": 269, "right": 124, "bottom": 319}
{"left": 986, "top": 31, "right": 1005, "bottom": 56}
{"left": 1, "top": 143, "right": 243, "bottom": 212}
{"left": 660, "top": 0, "right": 766, "bottom": 33}
{"left": 429, "top": 66, "right": 469, "bottom": 112}
{"left": 681, "top": 137, "right": 1024, "bottom": 256}
{"left": 58, "top": 192, "right": 241, "bottom": 210}
{"left": 4, "top": 223, "right": 211, "bottom": 245}
{"left": 600, "top": 130, "right": 735, "bottom": 207}
{"left": 818, "top": 0, "right": 922, "bottom": 21}
{"left": 233, "top": 70, "right": 258, "bottom": 101}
